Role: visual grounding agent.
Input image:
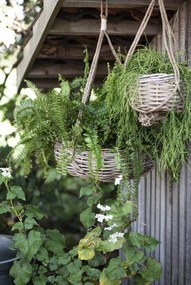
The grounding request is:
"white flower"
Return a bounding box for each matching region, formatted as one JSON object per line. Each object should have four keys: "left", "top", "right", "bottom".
{"left": 95, "top": 214, "right": 113, "bottom": 223}
{"left": 115, "top": 175, "right": 122, "bottom": 185}
{"left": 95, "top": 214, "right": 106, "bottom": 223}
{"left": 105, "top": 215, "right": 113, "bottom": 221}
{"left": 105, "top": 223, "right": 118, "bottom": 231}
{"left": 109, "top": 232, "right": 124, "bottom": 243}
{"left": 0, "top": 167, "right": 12, "bottom": 178}
{"left": 97, "top": 203, "right": 111, "bottom": 211}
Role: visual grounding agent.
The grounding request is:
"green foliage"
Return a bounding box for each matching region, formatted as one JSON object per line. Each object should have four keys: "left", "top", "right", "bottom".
{"left": 103, "top": 46, "right": 191, "bottom": 180}
{"left": 0, "top": 172, "right": 161, "bottom": 285}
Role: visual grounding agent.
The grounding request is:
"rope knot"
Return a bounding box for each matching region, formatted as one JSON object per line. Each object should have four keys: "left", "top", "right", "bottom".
{"left": 101, "top": 17, "right": 107, "bottom": 31}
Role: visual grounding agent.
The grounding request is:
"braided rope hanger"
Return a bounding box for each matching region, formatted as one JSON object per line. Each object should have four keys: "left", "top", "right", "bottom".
{"left": 81, "top": 0, "right": 121, "bottom": 105}
{"left": 124, "top": 0, "right": 180, "bottom": 114}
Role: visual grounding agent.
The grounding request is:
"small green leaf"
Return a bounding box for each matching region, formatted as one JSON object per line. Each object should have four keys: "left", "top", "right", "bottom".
{"left": 24, "top": 217, "right": 38, "bottom": 230}
{"left": 128, "top": 232, "right": 145, "bottom": 248}
{"left": 140, "top": 257, "right": 162, "bottom": 282}
{"left": 124, "top": 247, "right": 144, "bottom": 265}
{"left": 7, "top": 185, "right": 26, "bottom": 201}
{"left": 98, "top": 237, "right": 125, "bottom": 253}
{"left": 13, "top": 230, "right": 44, "bottom": 262}
{"left": 0, "top": 201, "right": 10, "bottom": 214}
{"left": 11, "top": 222, "right": 24, "bottom": 231}
{"left": 80, "top": 207, "right": 95, "bottom": 228}
{"left": 99, "top": 269, "right": 121, "bottom": 285}
{"left": 25, "top": 205, "right": 45, "bottom": 220}
{"left": 87, "top": 268, "right": 101, "bottom": 280}
{"left": 80, "top": 184, "right": 96, "bottom": 197}
{"left": 105, "top": 257, "right": 126, "bottom": 280}
{"left": 10, "top": 261, "right": 33, "bottom": 285}
{"left": 78, "top": 248, "right": 95, "bottom": 260}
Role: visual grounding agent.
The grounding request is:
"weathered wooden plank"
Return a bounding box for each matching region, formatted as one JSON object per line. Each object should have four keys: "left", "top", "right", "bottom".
{"left": 185, "top": 152, "right": 191, "bottom": 285}
{"left": 165, "top": 173, "right": 172, "bottom": 285}
{"left": 178, "top": 165, "right": 186, "bottom": 285}
{"left": 62, "top": 0, "right": 184, "bottom": 10}
{"left": 16, "top": 0, "right": 63, "bottom": 91}
{"left": 28, "top": 60, "right": 109, "bottom": 78}
{"left": 38, "top": 43, "right": 129, "bottom": 61}
{"left": 150, "top": 168, "right": 156, "bottom": 258}
{"left": 145, "top": 172, "right": 151, "bottom": 236}
{"left": 154, "top": 171, "right": 161, "bottom": 268}
{"left": 171, "top": 180, "right": 179, "bottom": 284}
{"left": 49, "top": 18, "right": 161, "bottom": 36}
{"left": 159, "top": 172, "right": 166, "bottom": 285}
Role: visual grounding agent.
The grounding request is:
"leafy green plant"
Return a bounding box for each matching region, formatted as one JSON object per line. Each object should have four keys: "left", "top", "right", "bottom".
{"left": 0, "top": 168, "right": 162, "bottom": 285}
{"left": 103, "top": 46, "right": 191, "bottom": 180}
{"left": 13, "top": 73, "right": 151, "bottom": 184}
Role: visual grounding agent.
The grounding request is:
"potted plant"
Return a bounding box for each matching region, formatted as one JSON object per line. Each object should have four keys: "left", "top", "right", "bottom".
{"left": 102, "top": 46, "right": 191, "bottom": 180}
{"left": 13, "top": 71, "right": 154, "bottom": 184}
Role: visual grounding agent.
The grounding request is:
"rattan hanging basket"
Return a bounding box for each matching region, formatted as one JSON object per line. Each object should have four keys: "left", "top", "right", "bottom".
{"left": 130, "top": 73, "right": 184, "bottom": 126}
{"left": 54, "top": 142, "right": 153, "bottom": 182}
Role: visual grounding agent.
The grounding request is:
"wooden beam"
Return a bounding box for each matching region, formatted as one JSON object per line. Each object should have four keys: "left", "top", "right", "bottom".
{"left": 49, "top": 18, "right": 161, "bottom": 36}
{"left": 23, "top": 78, "right": 104, "bottom": 89}
{"left": 16, "top": 0, "right": 63, "bottom": 91}
{"left": 38, "top": 43, "right": 129, "bottom": 61}
{"left": 28, "top": 61, "right": 109, "bottom": 79}
{"left": 62, "top": 0, "right": 184, "bottom": 10}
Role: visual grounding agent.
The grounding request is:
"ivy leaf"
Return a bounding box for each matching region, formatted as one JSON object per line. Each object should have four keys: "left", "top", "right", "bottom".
{"left": 67, "top": 259, "right": 82, "bottom": 274}
{"left": 0, "top": 201, "right": 10, "bottom": 214}
{"left": 140, "top": 257, "right": 162, "bottom": 282}
{"left": 105, "top": 257, "right": 126, "bottom": 280}
{"left": 33, "top": 275, "right": 47, "bottom": 285}
{"left": 10, "top": 261, "right": 33, "bottom": 285}
{"left": 87, "top": 192, "right": 103, "bottom": 207}
{"left": 78, "top": 248, "right": 95, "bottom": 260}
{"left": 13, "top": 230, "right": 44, "bottom": 262}
{"left": 128, "top": 232, "right": 160, "bottom": 251}
{"left": 87, "top": 268, "right": 101, "bottom": 280}
{"left": 80, "top": 207, "right": 95, "bottom": 228}
{"left": 124, "top": 247, "right": 144, "bottom": 265}
{"left": 58, "top": 254, "right": 71, "bottom": 265}
{"left": 98, "top": 237, "right": 125, "bottom": 253}
{"left": 35, "top": 247, "right": 49, "bottom": 265}
{"left": 11, "top": 222, "right": 23, "bottom": 231}
{"left": 45, "top": 229, "right": 65, "bottom": 255}
{"left": 99, "top": 269, "right": 121, "bottom": 285}
{"left": 7, "top": 185, "right": 26, "bottom": 201}
{"left": 24, "top": 217, "right": 38, "bottom": 230}
{"left": 128, "top": 232, "right": 145, "bottom": 248}
{"left": 142, "top": 236, "right": 160, "bottom": 252}
{"left": 78, "top": 227, "right": 101, "bottom": 260}
{"left": 25, "top": 205, "right": 45, "bottom": 220}
{"left": 79, "top": 184, "right": 96, "bottom": 197}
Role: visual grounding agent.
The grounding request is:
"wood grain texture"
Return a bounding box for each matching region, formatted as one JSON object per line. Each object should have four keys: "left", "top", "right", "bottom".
{"left": 62, "top": 0, "right": 184, "bottom": 10}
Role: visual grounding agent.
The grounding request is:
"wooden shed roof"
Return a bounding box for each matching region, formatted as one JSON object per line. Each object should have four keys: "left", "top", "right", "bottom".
{"left": 16, "top": 0, "right": 184, "bottom": 90}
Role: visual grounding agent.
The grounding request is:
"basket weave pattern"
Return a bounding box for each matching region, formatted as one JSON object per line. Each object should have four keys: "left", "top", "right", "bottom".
{"left": 54, "top": 142, "right": 153, "bottom": 182}
{"left": 131, "top": 73, "right": 184, "bottom": 126}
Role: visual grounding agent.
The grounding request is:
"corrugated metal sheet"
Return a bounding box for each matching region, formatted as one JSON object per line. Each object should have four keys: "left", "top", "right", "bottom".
{"left": 122, "top": 1, "right": 191, "bottom": 284}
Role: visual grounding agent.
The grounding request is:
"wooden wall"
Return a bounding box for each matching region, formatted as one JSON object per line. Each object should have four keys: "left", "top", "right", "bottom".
{"left": 123, "top": 1, "right": 191, "bottom": 284}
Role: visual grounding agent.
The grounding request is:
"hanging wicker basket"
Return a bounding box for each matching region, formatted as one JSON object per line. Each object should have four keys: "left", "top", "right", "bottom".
{"left": 54, "top": 142, "right": 153, "bottom": 182}
{"left": 130, "top": 73, "right": 184, "bottom": 126}
{"left": 123, "top": 0, "right": 183, "bottom": 127}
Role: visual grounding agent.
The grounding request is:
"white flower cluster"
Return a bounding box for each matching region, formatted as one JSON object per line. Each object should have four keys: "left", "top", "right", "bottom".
{"left": 95, "top": 214, "right": 113, "bottom": 223}
{"left": 0, "top": 167, "right": 12, "bottom": 178}
{"left": 97, "top": 203, "right": 111, "bottom": 211}
{"left": 105, "top": 223, "right": 118, "bottom": 231}
{"left": 109, "top": 232, "right": 124, "bottom": 244}
{"left": 115, "top": 175, "right": 123, "bottom": 185}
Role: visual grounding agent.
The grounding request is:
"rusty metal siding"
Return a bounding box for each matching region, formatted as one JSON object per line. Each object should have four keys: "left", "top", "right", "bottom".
{"left": 123, "top": 1, "right": 191, "bottom": 284}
